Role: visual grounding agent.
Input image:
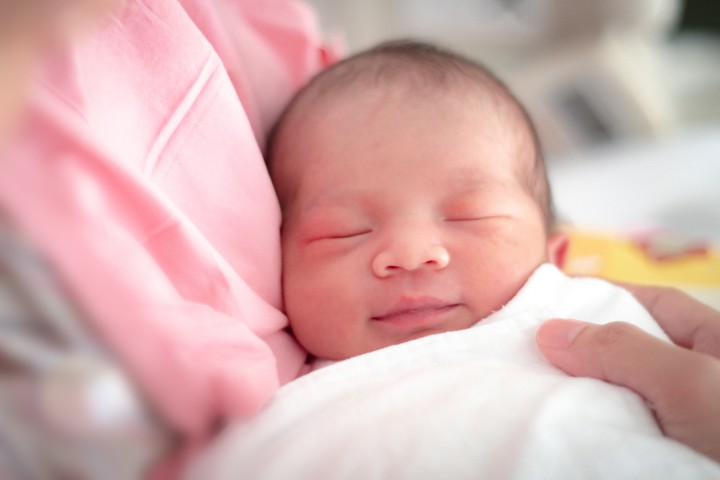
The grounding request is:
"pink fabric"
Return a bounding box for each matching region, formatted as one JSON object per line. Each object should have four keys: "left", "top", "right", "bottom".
{"left": 0, "top": 0, "right": 333, "bottom": 440}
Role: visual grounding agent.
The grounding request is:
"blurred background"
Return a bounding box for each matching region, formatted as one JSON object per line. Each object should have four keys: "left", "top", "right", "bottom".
{"left": 307, "top": 0, "right": 720, "bottom": 152}
{"left": 307, "top": 0, "right": 720, "bottom": 305}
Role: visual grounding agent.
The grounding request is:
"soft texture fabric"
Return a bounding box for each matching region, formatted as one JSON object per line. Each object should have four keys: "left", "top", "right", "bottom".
{"left": 0, "top": 0, "right": 333, "bottom": 444}
{"left": 187, "top": 264, "right": 720, "bottom": 480}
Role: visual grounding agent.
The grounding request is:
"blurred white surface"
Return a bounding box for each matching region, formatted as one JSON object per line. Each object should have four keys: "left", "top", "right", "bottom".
{"left": 548, "top": 125, "right": 720, "bottom": 242}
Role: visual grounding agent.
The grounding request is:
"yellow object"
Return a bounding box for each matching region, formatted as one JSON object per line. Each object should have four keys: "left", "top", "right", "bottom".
{"left": 563, "top": 229, "right": 720, "bottom": 288}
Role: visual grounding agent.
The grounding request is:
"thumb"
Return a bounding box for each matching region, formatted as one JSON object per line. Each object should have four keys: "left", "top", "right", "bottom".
{"left": 537, "top": 319, "right": 720, "bottom": 461}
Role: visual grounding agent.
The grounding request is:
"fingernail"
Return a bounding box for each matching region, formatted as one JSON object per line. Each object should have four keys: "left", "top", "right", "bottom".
{"left": 537, "top": 319, "right": 588, "bottom": 349}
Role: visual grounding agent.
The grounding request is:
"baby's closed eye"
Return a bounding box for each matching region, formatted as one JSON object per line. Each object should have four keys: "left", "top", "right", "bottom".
{"left": 442, "top": 202, "right": 511, "bottom": 223}
{"left": 444, "top": 214, "right": 513, "bottom": 222}
{"left": 442, "top": 192, "right": 514, "bottom": 224}
{"left": 296, "top": 211, "right": 373, "bottom": 244}
{"left": 311, "top": 228, "right": 373, "bottom": 242}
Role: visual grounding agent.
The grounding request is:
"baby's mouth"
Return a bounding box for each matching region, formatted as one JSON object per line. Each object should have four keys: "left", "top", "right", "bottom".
{"left": 372, "top": 297, "right": 460, "bottom": 323}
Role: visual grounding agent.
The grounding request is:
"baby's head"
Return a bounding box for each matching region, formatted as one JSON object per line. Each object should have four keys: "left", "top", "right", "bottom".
{"left": 268, "top": 41, "right": 567, "bottom": 360}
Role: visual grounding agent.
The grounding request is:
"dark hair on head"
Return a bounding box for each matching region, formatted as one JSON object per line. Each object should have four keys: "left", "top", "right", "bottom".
{"left": 267, "top": 39, "right": 556, "bottom": 232}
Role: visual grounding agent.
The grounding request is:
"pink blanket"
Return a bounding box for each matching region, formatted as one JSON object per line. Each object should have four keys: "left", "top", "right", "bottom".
{"left": 0, "top": 0, "right": 332, "bottom": 444}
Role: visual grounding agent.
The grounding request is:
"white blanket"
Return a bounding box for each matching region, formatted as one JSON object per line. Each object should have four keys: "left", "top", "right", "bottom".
{"left": 188, "top": 265, "right": 720, "bottom": 480}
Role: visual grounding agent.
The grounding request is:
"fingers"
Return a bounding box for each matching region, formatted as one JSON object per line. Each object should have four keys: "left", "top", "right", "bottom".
{"left": 537, "top": 320, "right": 694, "bottom": 402}
{"left": 537, "top": 319, "right": 720, "bottom": 461}
{"left": 620, "top": 284, "right": 720, "bottom": 358}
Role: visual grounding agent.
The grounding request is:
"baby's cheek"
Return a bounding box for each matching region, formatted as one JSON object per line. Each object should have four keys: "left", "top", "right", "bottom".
{"left": 460, "top": 240, "right": 540, "bottom": 307}
{"left": 284, "top": 262, "right": 339, "bottom": 322}
{"left": 284, "top": 284, "right": 329, "bottom": 352}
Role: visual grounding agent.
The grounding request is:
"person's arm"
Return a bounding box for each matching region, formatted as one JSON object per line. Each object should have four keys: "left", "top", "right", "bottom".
{"left": 536, "top": 285, "right": 720, "bottom": 462}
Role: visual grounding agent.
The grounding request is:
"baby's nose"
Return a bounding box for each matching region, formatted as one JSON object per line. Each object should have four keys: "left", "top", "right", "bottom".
{"left": 372, "top": 237, "right": 450, "bottom": 278}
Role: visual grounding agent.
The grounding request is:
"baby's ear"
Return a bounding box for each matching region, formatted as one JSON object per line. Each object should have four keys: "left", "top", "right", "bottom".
{"left": 547, "top": 231, "right": 569, "bottom": 268}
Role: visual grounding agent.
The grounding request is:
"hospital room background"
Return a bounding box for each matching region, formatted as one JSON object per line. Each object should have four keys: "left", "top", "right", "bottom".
{"left": 307, "top": 0, "right": 720, "bottom": 308}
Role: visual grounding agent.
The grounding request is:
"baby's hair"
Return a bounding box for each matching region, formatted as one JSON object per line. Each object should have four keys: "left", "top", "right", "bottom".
{"left": 268, "top": 40, "right": 556, "bottom": 232}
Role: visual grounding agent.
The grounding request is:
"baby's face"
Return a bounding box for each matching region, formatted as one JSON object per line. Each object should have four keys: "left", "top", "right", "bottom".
{"left": 276, "top": 86, "right": 558, "bottom": 360}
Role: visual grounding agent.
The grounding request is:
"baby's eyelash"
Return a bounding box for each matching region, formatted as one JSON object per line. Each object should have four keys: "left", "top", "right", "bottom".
{"left": 444, "top": 216, "right": 487, "bottom": 222}
{"left": 315, "top": 229, "right": 373, "bottom": 241}
{"left": 444, "top": 214, "right": 512, "bottom": 223}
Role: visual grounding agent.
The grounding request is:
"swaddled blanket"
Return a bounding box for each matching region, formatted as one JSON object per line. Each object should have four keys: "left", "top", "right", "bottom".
{"left": 188, "top": 264, "right": 720, "bottom": 480}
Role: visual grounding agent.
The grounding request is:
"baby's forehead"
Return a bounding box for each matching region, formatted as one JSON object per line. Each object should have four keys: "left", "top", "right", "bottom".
{"left": 286, "top": 82, "right": 502, "bottom": 155}
{"left": 271, "top": 61, "right": 538, "bottom": 193}
{"left": 302, "top": 80, "right": 533, "bottom": 160}
{"left": 284, "top": 83, "right": 531, "bottom": 163}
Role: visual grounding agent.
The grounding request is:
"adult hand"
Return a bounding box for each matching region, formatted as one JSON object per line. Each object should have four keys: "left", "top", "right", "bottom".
{"left": 536, "top": 285, "right": 720, "bottom": 462}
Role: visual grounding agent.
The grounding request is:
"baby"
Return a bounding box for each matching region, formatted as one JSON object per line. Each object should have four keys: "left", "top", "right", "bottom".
{"left": 267, "top": 40, "right": 568, "bottom": 361}
{"left": 189, "top": 41, "right": 720, "bottom": 480}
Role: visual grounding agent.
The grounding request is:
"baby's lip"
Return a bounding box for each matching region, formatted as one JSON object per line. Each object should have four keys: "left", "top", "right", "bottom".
{"left": 372, "top": 296, "right": 459, "bottom": 321}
